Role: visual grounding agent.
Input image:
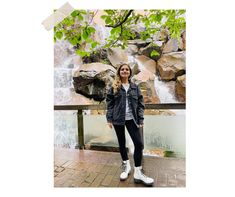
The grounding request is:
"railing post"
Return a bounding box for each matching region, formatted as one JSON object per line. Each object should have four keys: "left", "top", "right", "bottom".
{"left": 76, "top": 109, "right": 84, "bottom": 149}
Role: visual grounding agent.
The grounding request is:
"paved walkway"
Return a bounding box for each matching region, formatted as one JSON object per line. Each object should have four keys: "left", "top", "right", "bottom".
{"left": 54, "top": 148, "right": 186, "bottom": 187}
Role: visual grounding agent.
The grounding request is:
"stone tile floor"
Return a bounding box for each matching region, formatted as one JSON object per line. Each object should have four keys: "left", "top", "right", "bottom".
{"left": 54, "top": 148, "right": 185, "bottom": 187}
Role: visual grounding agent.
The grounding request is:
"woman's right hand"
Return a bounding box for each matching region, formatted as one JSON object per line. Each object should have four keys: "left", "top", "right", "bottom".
{"left": 107, "top": 122, "right": 113, "bottom": 129}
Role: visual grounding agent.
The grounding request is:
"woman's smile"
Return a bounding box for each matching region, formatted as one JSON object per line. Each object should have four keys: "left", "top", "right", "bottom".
{"left": 120, "top": 65, "right": 130, "bottom": 78}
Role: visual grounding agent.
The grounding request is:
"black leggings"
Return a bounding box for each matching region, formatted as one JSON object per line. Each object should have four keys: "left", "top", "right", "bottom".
{"left": 113, "top": 119, "right": 143, "bottom": 167}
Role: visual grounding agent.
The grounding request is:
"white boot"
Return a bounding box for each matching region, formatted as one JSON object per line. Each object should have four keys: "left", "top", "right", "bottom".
{"left": 120, "top": 160, "right": 131, "bottom": 181}
{"left": 134, "top": 166, "right": 154, "bottom": 186}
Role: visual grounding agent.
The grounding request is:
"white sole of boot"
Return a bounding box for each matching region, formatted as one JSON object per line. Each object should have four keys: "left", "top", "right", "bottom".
{"left": 134, "top": 178, "right": 154, "bottom": 186}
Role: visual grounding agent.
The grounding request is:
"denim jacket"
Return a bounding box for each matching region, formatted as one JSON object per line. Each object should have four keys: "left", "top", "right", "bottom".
{"left": 106, "top": 82, "right": 145, "bottom": 126}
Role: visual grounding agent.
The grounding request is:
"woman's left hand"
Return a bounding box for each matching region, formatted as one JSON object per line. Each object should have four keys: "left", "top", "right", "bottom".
{"left": 139, "top": 124, "right": 143, "bottom": 128}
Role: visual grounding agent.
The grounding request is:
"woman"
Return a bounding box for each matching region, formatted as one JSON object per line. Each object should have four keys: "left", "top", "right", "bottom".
{"left": 106, "top": 63, "right": 154, "bottom": 186}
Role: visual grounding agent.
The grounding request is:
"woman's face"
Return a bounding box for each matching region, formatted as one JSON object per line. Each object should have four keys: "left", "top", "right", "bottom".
{"left": 119, "top": 65, "right": 131, "bottom": 79}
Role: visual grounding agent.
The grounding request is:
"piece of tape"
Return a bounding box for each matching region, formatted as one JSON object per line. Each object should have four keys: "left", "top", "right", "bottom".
{"left": 42, "top": 2, "right": 75, "bottom": 31}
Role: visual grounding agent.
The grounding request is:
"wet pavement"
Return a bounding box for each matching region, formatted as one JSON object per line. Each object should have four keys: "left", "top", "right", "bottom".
{"left": 54, "top": 147, "right": 186, "bottom": 187}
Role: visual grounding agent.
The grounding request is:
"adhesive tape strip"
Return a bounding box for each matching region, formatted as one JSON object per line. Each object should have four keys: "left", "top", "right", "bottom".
{"left": 42, "top": 2, "right": 74, "bottom": 31}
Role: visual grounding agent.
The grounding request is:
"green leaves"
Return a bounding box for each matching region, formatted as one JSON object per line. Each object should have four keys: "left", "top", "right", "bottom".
{"left": 105, "top": 16, "right": 112, "bottom": 24}
{"left": 54, "top": 9, "right": 186, "bottom": 58}
{"left": 62, "top": 17, "right": 74, "bottom": 26}
{"left": 140, "top": 32, "right": 150, "bottom": 41}
{"left": 71, "top": 10, "right": 79, "bottom": 17}
{"left": 77, "top": 14, "right": 84, "bottom": 21}
{"left": 91, "top": 41, "right": 99, "bottom": 49}
{"left": 71, "top": 10, "right": 85, "bottom": 21}
{"left": 81, "top": 26, "right": 96, "bottom": 41}
{"left": 110, "top": 28, "right": 116, "bottom": 35}
{"left": 150, "top": 50, "right": 160, "bottom": 57}
{"left": 110, "top": 26, "right": 121, "bottom": 35}
{"left": 82, "top": 29, "right": 88, "bottom": 40}
{"left": 164, "top": 150, "right": 175, "bottom": 157}
{"left": 68, "top": 36, "right": 81, "bottom": 46}
{"left": 55, "top": 31, "right": 63, "bottom": 39}
{"left": 178, "top": 9, "right": 186, "bottom": 15}
{"left": 165, "top": 15, "right": 186, "bottom": 39}
{"left": 101, "top": 14, "right": 113, "bottom": 24}
{"left": 101, "top": 15, "right": 107, "bottom": 20}
{"left": 76, "top": 49, "right": 90, "bottom": 57}
{"left": 104, "top": 10, "right": 115, "bottom": 15}
{"left": 87, "top": 26, "right": 96, "bottom": 34}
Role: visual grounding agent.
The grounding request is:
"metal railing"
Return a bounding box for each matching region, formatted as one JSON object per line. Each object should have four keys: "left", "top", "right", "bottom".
{"left": 54, "top": 103, "right": 186, "bottom": 149}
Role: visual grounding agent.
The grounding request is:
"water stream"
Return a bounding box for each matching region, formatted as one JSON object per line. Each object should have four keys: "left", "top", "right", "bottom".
{"left": 154, "top": 76, "right": 178, "bottom": 103}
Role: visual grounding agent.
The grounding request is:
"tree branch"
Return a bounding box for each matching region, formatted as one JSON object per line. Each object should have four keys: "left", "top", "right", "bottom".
{"left": 89, "top": 10, "right": 99, "bottom": 25}
{"left": 105, "top": 10, "right": 134, "bottom": 28}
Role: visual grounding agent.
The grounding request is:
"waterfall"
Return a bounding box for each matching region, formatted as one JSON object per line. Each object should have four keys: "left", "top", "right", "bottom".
{"left": 134, "top": 56, "right": 178, "bottom": 103}
{"left": 54, "top": 39, "right": 82, "bottom": 104}
{"left": 93, "top": 24, "right": 111, "bottom": 46}
{"left": 154, "top": 76, "right": 178, "bottom": 103}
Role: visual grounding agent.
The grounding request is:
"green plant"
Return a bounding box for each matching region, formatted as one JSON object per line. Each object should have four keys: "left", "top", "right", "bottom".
{"left": 54, "top": 9, "right": 186, "bottom": 58}
{"left": 164, "top": 150, "right": 175, "bottom": 157}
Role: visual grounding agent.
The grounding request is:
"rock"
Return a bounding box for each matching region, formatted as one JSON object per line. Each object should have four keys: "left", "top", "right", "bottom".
{"left": 72, "top": 55, "right": 83, "bottom": 67}
{"left": 135, "top": 55, "right": 157, "bottom": 74}
{"left": 86, "top": 135, "right": 113, "bottom": 145}
{"left": 132, "top": 70, "right": 160, "bottom": 103}
{"left": 90, "top": 109, "right": 106, "bottom": 115}
{"left": 181, "top": 30, "right": 186, "bottom": 50}
{"left": 178, "top": 37, "right": 184, "bottom": 51}
{"left": 133, "top": 55, "right": 160, "bottom": 103}
{"left": 107, "top": 48, "right": 128, "bottom": 68}
{"left": 145, "top": 109, "right": 176, "bottom": 116}
{"left": 125, "top": 44, "right": 139, "bottom": 55}
{"left": 129, "top": 62, "right": 140, "bottom": 76}
{"left": 132, "top": 69, "right": 155, "bottom": 82}
{"left": 82, "top": 48, "right": 111, "bottom": 65}
{"left": 157, "top": 51, "right": 186, "bottom": 81}
{"left": 127, "top": 39, "right": 151, "bottom": 48}
{"left": 140, "top": 81, "right": 161, "bottom": 104}
{"left": 129, "top": 24, "right": 146, "bottom": 39}
{"left": 130, "top": 29, "right": 141, "bottom": 39}
{"left": 70, "top": 91, "right": 98, "bottom": 105}
{"left": 72, "top": 63, "right": 116, "bottom": 101}
{"left": 175, "top": 74, "right": 186, "bottom": 102}
{"left": 162, "top": 38, "right": 179, "bottom": 54}
{"left": 139, "top": 45, "right": 162, "bottom": 61}
{"left": 154, "top": 40, "right": 164, "bottom": 47}
{"left": 155, "top": 28, "right": 169, "bottom": 41}
{"left": 143, "top": 149, "right": 165, "bottom": 157}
